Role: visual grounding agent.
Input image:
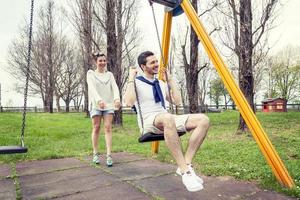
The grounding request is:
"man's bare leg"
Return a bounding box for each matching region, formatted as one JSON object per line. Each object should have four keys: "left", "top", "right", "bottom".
{"left": 154, "top": 113, "right": 189, "bottom": 173}
{"left": 184, "top": 114, "right": 210, "bottom": 164}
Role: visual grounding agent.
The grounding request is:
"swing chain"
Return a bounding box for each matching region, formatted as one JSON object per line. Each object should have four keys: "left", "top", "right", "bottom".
{"left": 21, "top": 0, "right": 34, "bottom": 147}
{"left": 148, "top": 0, "right": 153, "bottom": 6}
{"left": 149, "top": 2, "right": 174, "bottom": 110}
{"left": 133, "top": 80, "right": 144, "bottom": 134}
{"left": 149, "top": 2, "right": 164, "bottom": 65}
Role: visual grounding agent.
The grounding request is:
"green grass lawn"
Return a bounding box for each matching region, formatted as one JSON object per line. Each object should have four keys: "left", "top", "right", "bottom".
{"left": 0, "top": 111, "right": 299, "bottom": 197}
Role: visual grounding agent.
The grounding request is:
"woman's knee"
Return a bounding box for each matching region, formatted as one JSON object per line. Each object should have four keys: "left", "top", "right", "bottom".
{"left": 104, "top": 124, "right": 112, "bottom": 133}
{"left": 93, "top": 124, "right": 100, "bottom": 132}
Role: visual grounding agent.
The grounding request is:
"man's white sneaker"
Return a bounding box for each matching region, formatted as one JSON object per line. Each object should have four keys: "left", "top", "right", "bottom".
{"left": 176, "top": 165, "right": 204, "bottom": 184}
{"left": 182, "top": 171, "right": 203, "bottom": 192}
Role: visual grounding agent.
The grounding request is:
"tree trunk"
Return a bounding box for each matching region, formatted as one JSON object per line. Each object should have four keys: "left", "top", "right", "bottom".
{"left": 44, "top": 83, "right": 50, "bottom": 112}
{"left": 43, "top": 100, "right": 48, "bottom": 112}
{"left": 66, "top": 100, "right": 70, "bottom": 113}
{"left": 186, "top": 0, "right": 199, "bottom": 113}
{"left": 106, "top": 0, "right": 122, "bottom": 126}
{"left": 238, "top": 0, "right": 254, "bottom": 133}
{"left": 80, "top": 0, "right": 93, "bottom": 117}
{"left": 48, "top": 62, "right": 54, "bottom": 114}
{"left": 55, "top": 95, "right": 61, "bottom": 112}
{"left": 84, "top": 81, "right": 89, "bottom": 116}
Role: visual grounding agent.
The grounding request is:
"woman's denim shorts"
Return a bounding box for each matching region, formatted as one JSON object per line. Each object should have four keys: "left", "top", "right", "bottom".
{"left": 90, "top": 109, "right": 114, "bottom": 118}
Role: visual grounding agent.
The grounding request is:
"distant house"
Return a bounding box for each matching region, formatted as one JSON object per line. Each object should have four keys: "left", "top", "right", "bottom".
{"left": 262, "top": 98, "right": 287, "bottom": 112}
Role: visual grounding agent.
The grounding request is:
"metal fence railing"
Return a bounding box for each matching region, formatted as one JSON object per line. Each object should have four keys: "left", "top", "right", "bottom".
{"left": 1, "top": 104, "right": 299, "bottom": 113}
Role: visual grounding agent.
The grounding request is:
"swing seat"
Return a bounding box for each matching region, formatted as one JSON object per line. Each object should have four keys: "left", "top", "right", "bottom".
{"left": 0, "top": 146, "right": 28, "bottom": 154}
{"left": 138, "top": 131, "right": 186, "bottom": 143}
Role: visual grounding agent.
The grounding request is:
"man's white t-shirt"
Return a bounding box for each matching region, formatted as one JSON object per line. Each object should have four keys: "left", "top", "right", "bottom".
{"left": 134, "top": 76, "right": 168, "bottom": 132}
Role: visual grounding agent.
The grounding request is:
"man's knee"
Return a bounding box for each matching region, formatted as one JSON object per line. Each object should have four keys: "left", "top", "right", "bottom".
{"left": 187, "top": 114, "right": 210, "bottom": 130}
{"left": 162, "top": 113, "right": 175, "bottom": 126}
{"left": 200, "top": 114, "right": 210, "bottom": 129}
{"left": 156, "top": 113, "right": 175, "bottom": 129}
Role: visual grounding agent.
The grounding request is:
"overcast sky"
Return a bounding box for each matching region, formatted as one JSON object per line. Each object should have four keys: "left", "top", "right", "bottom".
{"left": 0, "top": 0, "right": 299, "bottom": 106}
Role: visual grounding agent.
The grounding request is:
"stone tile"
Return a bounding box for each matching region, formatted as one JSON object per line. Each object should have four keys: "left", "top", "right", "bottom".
{"left": 132, "top": 173, "right": 187, "bottom": 194}
{"left": 0, "top": 179, "right": 16, "bottom": 200}
{"left": 0, "top": 164, "right": 11, "bottom": 179}
{"left": 16, "top": 158, "right": 88, "bottom": 176}
{"left": 133, "top": 173, "right": 218, "bottom": 200}
{"left": 20, "top": 167, "right": 120, "bottom": 199}
{"left": 105, "top": 159, "right": 176, "bottom": 181}
{"left": 199, "top": 176, "right": 261, "bottom": 200}
{"left": 243, "top": 190, "right": 297, "bottom": 200}
{"left": 83, "top": 152, "right": 146, "bottom": 164}
{"left": 54, "top": 182, "right": 152, "bottom": 200}
{"left": 0, "top": 154, "right": 295, "bottom": 200}
{"left": 133, "top": 173, "right": 290, "bottom": 200}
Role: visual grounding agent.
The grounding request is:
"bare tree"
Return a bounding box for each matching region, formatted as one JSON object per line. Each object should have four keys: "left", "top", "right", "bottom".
{"left": 261, "top": 57, "right": 277, "bottom": 99}
{"left": 55, "top": 44, "right": 83, "bottom": 112}
{"left": 208, "top": 77, "right": 224, "bottom": 108}
{"left": 171, "top": 37, "right": 188, "bottom": 111}
{"left": 93, "top": 0, "right": 140, "bottom": 126}
{"left": 7, "top": 0, "right": 67, "bottom": 113}
{"left": 33, "top": 1, "right": 56, "bottom": 113}
{"left": 185, "top": 0, "right": 200, "bottom": 113}
{"left": 103, "top": 1, "right": 121, "bottom": 125}
{"left": 180, "top": 0, "right": 219, "bottom": 113}
{"left": 213, "top": 0, "right": 278, "bottom": 132}
{"left": 270, "top": 46, "right": 300, "bottom": 102}
{"left": 198, "top": 62, "right": 212, "bottom": 111}
{"left": 69, "top": 0, "right": 93, "bottom": 116}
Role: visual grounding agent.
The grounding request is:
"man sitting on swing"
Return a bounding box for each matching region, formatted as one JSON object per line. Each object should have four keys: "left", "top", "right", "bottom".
{"left": 124, "top": 51, "right": 210, "bottom": 192}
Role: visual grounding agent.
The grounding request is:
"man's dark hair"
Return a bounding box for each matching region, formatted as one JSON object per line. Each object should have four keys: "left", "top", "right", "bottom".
{"left": 137, "top": 51, "right": 154, "bottom": 69}
{"left": 92, "top": 52, "right": 106, "bottom": 61}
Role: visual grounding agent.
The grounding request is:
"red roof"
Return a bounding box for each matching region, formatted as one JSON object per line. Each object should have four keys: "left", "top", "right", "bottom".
{"left": 261, "top": 98, "right": 286, "bottom": 103}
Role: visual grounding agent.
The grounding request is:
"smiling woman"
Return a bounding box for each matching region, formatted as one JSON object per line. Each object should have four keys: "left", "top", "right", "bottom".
{"left": 87, "top": 52, "right": 121, "bottom": 167}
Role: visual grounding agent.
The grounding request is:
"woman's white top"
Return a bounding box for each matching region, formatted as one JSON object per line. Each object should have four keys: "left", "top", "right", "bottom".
{"left": 87, "top": 70, "right": 120, "bottom": 111}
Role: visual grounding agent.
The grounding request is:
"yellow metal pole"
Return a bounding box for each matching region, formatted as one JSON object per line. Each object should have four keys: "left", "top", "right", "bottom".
{"left": 180, "top": 0, "right": 294, "bottom": 188}
{"left": 151, "top": 11, "right": 173, "bottom": 154}
{"left": 158, "top": 11, "right": 173, "bottom": 81}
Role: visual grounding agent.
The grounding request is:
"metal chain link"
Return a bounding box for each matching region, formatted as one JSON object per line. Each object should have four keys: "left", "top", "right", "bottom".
{"left": 149, "top": 1, "right": 174, "bottom": 109}
{"left": 21, "top": 0, "right": 34, "bottom": 147}
{"left": 133, "top": 80, "right": 144, "bottom": 134}
{"left": 134, "top": 1, "right": 176, "bottom": 136}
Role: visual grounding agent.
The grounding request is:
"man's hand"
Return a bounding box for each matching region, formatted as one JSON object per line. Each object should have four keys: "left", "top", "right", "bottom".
{"left": 128, "top": 66, "right": 138, "bottom": 81}
{"left": 98, "top": 100, "right": 105, "bottom": 109}
{"left": 114, "top": 99, "right": 121, "bottom": 110}
{"left": 163, "top": 70, "right": 173, "bottom": 83}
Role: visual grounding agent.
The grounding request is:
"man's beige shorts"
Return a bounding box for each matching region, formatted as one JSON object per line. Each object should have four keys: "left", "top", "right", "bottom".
{"left": 142, "top": 114, "right": 189, "bottom": 134}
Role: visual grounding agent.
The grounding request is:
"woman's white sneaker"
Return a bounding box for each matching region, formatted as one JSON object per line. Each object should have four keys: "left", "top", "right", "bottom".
{"left": 182, "top": 171, "right": 203, "bottom": 192}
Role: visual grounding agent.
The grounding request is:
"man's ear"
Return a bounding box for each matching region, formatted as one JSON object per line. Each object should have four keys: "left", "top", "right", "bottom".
{"left": 141, "top": 64, "right": 146, "bottom": 71}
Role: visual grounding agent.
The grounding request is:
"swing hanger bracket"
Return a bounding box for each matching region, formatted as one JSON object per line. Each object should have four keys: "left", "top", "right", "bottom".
{"left": 148, "top": 0, "right": 182, "bottom": 8}
{"left": 148, "top": 0, "right": 183, "bottom": 16}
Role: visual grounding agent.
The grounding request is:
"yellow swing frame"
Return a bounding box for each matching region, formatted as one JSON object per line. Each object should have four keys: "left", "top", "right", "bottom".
{"left": 151, "top": 0, "right": 295, "bottom": 188}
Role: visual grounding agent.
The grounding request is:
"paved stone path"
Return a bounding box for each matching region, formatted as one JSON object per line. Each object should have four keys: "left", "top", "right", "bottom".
{"left": 0, "top": 152, "right": 296, "bottom": 200}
